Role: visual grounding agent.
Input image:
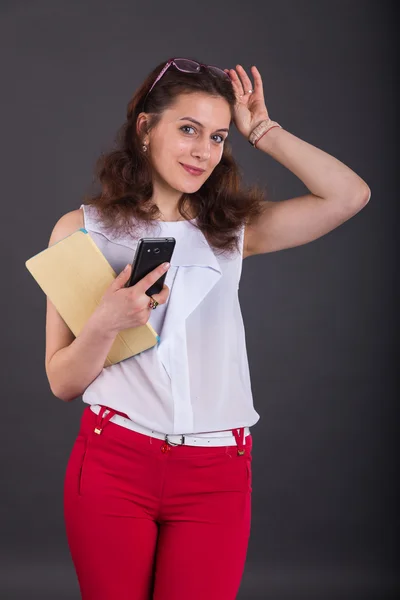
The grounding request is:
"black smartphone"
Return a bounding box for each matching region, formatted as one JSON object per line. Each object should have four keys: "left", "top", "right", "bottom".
{"left": 125, "top": 237, "right": 176, "bottom": 296}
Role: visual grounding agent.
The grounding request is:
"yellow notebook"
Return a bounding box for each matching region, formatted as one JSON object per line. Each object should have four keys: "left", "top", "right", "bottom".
{"left": 25, "top": 228, "right": 159, "bottom": 367}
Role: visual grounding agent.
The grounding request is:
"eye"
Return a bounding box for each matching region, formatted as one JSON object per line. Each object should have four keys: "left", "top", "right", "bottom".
{"left": 179, "top": 125, "right": 226, "bottom": 144}
{"left": 212, "top": 134, "right": 225, "bottom": 144}
{"left": 180, "top": 125, "right": 196, "bottom": 135}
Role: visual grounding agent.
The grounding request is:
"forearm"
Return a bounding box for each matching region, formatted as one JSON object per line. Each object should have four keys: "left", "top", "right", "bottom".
{"left": 256, "top": 126, "right": 370, "bottom": 201}
{"left": 47, "top": 309, "right": 117, "bottom": 402}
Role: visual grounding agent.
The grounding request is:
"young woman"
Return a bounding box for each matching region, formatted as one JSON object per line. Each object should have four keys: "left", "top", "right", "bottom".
{"left": 45, "top": 58, "right": 370, "bottom": 600}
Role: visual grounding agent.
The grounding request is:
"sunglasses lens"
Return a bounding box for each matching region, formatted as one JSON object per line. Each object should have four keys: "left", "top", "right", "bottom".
{"left": 174, "top": 59, "right": 201, "bottom": 73}
{"left": 207, "top": 66, "right": 230, "bottom": 80}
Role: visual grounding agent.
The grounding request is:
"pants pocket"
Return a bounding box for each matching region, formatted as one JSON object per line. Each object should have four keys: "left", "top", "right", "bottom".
{"left": 245, "top": 459, "right": 252, "bottom": 493}
{"left": 78, "top": 436, "right": 90, "bottom": 497}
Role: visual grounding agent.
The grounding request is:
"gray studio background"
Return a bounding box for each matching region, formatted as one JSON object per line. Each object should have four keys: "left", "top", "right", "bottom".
{"left": 1, "top": 1, "right": 397, "bottom": 599}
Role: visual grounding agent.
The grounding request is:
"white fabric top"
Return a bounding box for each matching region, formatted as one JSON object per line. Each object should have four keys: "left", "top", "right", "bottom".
{"left": 79, "top": 204, "right": 260, "bottom": 435}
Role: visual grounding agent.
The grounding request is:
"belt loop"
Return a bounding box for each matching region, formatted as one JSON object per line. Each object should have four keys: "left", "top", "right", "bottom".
{"left": 94, "top": 406, "right": 116, "bottom": 435}
{"left": 232, "top": 428, "right": 246, "bottom": 456}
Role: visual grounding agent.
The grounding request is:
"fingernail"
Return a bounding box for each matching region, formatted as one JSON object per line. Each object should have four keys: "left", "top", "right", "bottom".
{"left": 163, "top": 262, "right": 170, "bottom": 270}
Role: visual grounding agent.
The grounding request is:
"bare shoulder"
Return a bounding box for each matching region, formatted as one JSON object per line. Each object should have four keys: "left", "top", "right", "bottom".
{"left": 48, "top": 208, "right": 84, "bottom": 247}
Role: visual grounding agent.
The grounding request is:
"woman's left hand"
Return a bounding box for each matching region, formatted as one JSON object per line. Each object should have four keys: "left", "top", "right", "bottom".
{"left": 224, "top": 65, "right": 270, "bottom": 139}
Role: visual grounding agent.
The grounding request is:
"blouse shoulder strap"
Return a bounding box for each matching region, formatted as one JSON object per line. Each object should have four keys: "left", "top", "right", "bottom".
{"left": 80, "top": 203, "right": 101, "bottom": 232}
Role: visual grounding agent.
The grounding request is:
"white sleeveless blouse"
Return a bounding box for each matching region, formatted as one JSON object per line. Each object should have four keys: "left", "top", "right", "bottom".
{"left": 79, "top": 204, "right": 260, "bottom": 435}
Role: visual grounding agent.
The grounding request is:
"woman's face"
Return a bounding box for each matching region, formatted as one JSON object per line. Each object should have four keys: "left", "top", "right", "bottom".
{"left": 143, "top": 92, "right": 232, "bottom": 195}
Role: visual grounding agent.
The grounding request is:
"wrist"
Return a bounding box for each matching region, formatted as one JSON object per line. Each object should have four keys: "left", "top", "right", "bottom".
{"left": 248, "top": 118, "right": 282, "bottom": 148}
{"left": 253, "top": 124, "right": 284, "bottom": 152}
{"left": 89, "top": 306, "right": 119, "bottom": 340}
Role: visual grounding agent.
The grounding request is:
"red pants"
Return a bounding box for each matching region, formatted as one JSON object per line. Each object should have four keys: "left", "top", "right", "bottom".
{"left": 64, "top": 406, "right": 253, "bottom": 600}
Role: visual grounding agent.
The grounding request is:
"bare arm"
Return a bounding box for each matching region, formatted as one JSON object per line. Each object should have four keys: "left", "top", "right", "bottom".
{"left": 244, "top": 127, "right": 370, "bottom": 257}
{"left": 44, "top": 208, "right": 117, "bottom": 401}
{"left": 225, "top": 65, "right": 370, "bottom": 258}
{"left": 46, "top": 308, "right": 117, "bottom": 402}
{"left": 44, "top": 208, "right": 170, "bottom": 402}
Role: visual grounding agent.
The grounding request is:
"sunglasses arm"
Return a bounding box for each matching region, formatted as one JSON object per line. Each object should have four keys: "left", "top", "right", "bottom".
{"left": 147, "top": 59, "right": 174, "bottom": 96}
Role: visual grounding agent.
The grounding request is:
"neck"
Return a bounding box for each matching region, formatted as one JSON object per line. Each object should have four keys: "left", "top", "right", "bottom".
{"left": 151, "top": 175, "right": 191, "bottom": 222}
{"left": 151, "top": 191, "right": 194, "bottom": 222}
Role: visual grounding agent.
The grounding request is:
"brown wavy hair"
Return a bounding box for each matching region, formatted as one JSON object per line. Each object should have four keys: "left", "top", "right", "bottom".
{"left": 82, "top": 57, "right": 267, "bottom": 255}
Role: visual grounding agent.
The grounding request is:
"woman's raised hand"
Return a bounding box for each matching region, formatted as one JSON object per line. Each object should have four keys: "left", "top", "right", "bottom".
{"left": 224, "top": 64, "right": 270, "bottom": 138}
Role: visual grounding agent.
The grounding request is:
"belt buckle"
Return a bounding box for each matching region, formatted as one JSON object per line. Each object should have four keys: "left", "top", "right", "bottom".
{"left": 165, "top": 434, "right": 185, "bottom": 447}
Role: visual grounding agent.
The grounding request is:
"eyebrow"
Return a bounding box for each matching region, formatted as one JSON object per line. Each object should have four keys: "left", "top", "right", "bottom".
{"left": 178, "top": 117, "right": 229, "bottom": 134}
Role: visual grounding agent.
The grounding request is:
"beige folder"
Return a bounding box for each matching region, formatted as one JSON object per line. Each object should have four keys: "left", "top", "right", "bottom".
{"left": 25, "top": 228, "right": 159, "bottom": 367}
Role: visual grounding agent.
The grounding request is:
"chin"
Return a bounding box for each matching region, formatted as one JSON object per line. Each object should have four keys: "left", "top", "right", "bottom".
{"left": 171, "top": 180, "right": 204, "bottom": 194}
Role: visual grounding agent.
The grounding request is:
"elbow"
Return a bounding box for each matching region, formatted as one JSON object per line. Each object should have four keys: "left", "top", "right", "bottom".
{"left": 343, "top": 184, "right": 371, "bottom": 216}
{"left": 49, "top": 383, "right": 71, "bottom": 402}
{"left": 54, "top": 390, "right": 80, "bottom": 403}
{"left": 359, "top": 184, "right": 371, "bottom": 206}
{"left": 46, "top": 361, "right": 78, "bottom": 402}
{"left": 356, "top": 182, "right": 372, "bottom": 206}
{"left": 47, "top": 379, "right": 78, "bottom": 403}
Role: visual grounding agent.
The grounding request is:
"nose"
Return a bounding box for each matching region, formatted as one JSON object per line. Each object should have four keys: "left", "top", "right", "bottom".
{"left": 191, "top": 137, "right": 211, "bottom": 162}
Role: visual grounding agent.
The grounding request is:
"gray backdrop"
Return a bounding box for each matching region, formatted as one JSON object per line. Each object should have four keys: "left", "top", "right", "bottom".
{"left": 1, "top": 0, "right": 397, "bottom": 598}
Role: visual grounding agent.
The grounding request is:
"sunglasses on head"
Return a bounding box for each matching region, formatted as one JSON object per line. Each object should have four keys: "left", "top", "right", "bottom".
{"left": 142, "top": 58, "right": 230, "bottom": 110}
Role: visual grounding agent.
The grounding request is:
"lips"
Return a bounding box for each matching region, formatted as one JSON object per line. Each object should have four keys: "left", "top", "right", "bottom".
{"left": 180, "top": 163, "right": 205, "bottom": 176}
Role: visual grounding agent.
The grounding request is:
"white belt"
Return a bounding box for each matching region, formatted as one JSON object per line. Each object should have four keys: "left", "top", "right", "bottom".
{"left": 89, "top": 405, "right": 250, "bottom": 448}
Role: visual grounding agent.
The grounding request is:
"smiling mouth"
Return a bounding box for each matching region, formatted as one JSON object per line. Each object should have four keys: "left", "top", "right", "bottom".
{"left": 180, "top": 163, "right": 205, "bottom": 175}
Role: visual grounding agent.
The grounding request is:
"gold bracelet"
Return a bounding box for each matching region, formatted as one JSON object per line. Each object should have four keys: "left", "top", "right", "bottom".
{"left": 248, "top": 119, "right": 282, "bottom": 147}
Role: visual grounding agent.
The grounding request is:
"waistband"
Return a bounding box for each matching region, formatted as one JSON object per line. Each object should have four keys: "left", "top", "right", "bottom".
{"left": 89, "top": 405, "right": 251, "bottom": 448}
